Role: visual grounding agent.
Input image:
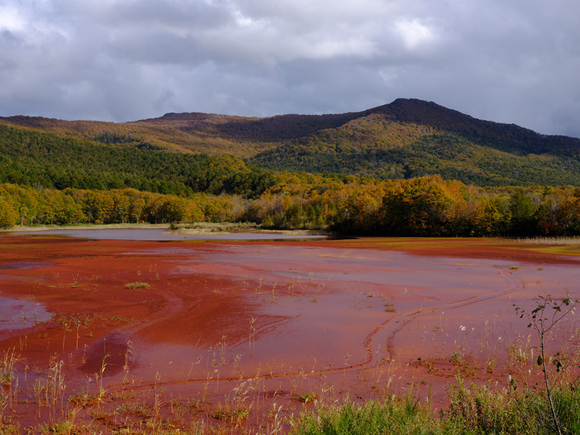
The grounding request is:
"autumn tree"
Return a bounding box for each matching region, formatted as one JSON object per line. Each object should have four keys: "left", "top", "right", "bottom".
{"left": 469, "top": 194, "right": 511, "bottom": 236}
{"left": 0, "top": 196, "right": 18, "bottom": 228}
{"left": 379, "top": 176, "right": 462, "bottom": 236}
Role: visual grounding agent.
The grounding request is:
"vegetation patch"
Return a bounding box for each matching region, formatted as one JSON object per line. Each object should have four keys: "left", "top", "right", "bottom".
{"left": 124, "top": 282, "right": 151, "bottom": 289}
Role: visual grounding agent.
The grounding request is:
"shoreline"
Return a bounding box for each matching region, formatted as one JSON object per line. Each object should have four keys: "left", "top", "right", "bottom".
{"left": 0, "top": 222, "right": 329, "bottom": 236}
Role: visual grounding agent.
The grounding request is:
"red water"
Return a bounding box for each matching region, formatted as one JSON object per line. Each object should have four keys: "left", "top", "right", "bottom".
{"left": 0, "top": 235, "right": 578, "bottom": 432}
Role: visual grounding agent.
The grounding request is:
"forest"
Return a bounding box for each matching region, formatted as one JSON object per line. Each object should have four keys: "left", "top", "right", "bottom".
{"left": 2, "top": 175, "right": 580, "bottom": 238}
{"left": 0, "top": 124, "right": 276, "bottom": 197}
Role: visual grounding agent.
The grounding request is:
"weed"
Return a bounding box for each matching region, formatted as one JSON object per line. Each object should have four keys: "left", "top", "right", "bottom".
{"left": 37, "top": 421, "right": 75, "bottom": 434}
{"left": 68, "top": 387, "right": 103, "bottom": 409}
{"left": 514, "top": 293, "right": 579, "bottom": 435}
{"left": 0, "top": 350, "right": 22, "bottom": 423}
{"left": 384, "top": 302, "right": 396, "bottom": 312}
{"left": 0, "top": 422, "right": 19, "bottom": 434}
{"left": 115, "top": 402, "right": 154, "bottom": 419}
{"left": 124, "top": 282, "right": 151, "bottom": 289}
{"left": 445, "top": 378, "right": 531, "bottom": 433}
{"left": 293, "top": 392, "right": 318, "bottom": 404}
{"left": 289, "top": 395, "right": 438, "bottom": 434}
{"left": 0, "top": 349, "right": 22, "bottom": 389}
{"left": 213, "top": 403, "right": 249, "bottom": 425}
{"left": 33, "top": 356, "right": 66, "bottom": 420}
{"left": 449, "top": 352, "right": 462, "bottom": 366}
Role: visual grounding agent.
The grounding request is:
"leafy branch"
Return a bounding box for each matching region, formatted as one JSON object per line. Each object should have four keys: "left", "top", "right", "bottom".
{"left": 514, "top": 293, "right": 578, "bottom": 435}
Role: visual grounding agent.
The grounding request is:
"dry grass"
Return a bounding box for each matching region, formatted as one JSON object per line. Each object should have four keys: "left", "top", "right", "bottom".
{"left": 173, "top": 221, "right": 326, "bottom": 235}
{"left": 513, "top": 237, "right": 580, "bottom": 246}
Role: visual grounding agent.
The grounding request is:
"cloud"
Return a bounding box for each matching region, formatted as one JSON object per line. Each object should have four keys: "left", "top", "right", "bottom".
{"left": 393, "top": 19, "right": 436, "bottom": 50}
{"left": 0, "top": 0, "right": 579, "bottom": 137}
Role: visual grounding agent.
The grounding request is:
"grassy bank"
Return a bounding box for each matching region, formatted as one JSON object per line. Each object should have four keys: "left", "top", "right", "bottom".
{"left": 290, "top": 381, "right": 580, "bottom": 434}
{"left": 1, "top": 378, "right": 578, "bottom": 434}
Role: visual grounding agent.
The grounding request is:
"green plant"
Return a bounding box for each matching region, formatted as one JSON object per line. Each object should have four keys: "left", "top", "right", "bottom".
{"left": 124, "top": 282, "right": 151, "bottom": 289}
{"left": 445, "top": 378, "right": 532, "bottom": 433}
{"left": 37, "top": 421, "right": 74, "bottom": 434}
{"left": 384, "top": 302, "right": 396, "bottom": 312}
{"left": 289, "top": 395, "right": 446, "bottom": 434}
{"left": 0, "top": 422, "right": 20, "bottom": 434}
{"left": 33, "top": 356, "right": 67, "bottom": 421}
{"left": 0, "top": 349, "right": 22, "bottom": 388}
{"left": 293, "top": 392, "right": 318, "bottom": 404}
{"left": 449, "top": 352, "right": 462, "bottom": 366}
{"left": 212, "top": 403, "right": 249, "bottom": 425}
{"left": 115, "top": 402, "right": 154, "bottom": 419}
{"left": 68, "top": 388, "right": 103, "bottom": 409}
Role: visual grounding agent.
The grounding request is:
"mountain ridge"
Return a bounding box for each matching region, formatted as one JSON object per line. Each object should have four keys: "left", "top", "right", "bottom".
{"left": 2, "top": 98, "right": 578, "bottom": 149}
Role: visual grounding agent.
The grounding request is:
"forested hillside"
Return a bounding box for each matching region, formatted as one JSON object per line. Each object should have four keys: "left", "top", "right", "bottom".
{"left": 0, "top": 124, "right": 276, "bottom": 197}
{"left": 249, "top": 100, "right": 580, "bottom": 185}
{"left": 0, "top": 110, "right": 361, "bottom": 156}
{"left": 3, "top": 98, "right": 580, "bottom": 187}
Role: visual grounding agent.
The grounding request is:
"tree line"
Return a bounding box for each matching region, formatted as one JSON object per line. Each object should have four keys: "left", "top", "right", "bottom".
{"left": 2, "top": 176, "right": 580, "bottom": 238}
{"left": 0, "top": 185, "right": 243, "bottom": 227}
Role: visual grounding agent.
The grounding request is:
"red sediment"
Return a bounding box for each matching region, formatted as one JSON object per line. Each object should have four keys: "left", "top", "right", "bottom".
{"left": 0, "top": 234, "right": 579, "bottom": 430}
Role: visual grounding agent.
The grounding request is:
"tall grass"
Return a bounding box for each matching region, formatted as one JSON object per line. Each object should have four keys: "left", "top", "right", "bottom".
{"left": 289, "top": 382, "right": 580, "bottom": 435}
{"left": 290, "top": 394, "right": 456, "bottom": 434}
{"left": 2, "top": 360, "right": 579, "bottom": 433}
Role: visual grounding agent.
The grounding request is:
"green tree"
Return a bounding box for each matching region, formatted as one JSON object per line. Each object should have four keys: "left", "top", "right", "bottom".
{"left": 509, "top": 188, "right": 537, "bottom": 236}
{"left": 470, "top": 194, "right": 511, "bottom": 236}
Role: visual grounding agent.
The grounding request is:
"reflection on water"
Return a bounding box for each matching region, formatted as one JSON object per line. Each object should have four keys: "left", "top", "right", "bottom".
{"left": 0, "top": 262, "right": 54, "bottom": 270}
{"left": 10, "top": 228, "right": 327, "bottom": 242}
{"left": 0, "top": 296, "right": 52, "bottom": 332}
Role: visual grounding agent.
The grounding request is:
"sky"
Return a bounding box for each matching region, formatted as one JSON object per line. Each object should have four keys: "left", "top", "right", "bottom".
{"left": 1, "top": 0, "right": 579, "bottom": 137}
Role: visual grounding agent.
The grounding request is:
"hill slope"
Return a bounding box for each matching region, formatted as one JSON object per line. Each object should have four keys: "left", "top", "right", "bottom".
{"left": 2, "top": 98, "right": 580, "bottom": 187}
{"left": 249, "top": 99, "right": 580, "bottom": 185}
{"left": 0, "top": 124, "right": 275, "bottom": 197}
{"left": 0, "top": 110, "right": 362, "bottom": 156}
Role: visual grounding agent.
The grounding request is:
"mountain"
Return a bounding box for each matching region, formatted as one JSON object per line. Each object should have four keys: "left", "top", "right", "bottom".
{"left": 1, "top": 98, "right": 580, "bottom": 187}
{"left": 249, "top": 99, "right": 580, "bottom": 185}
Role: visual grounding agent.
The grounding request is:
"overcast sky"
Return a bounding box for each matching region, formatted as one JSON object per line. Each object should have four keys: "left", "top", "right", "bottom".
{"left": 1, "top": 0, "right": 579, "bottom": 137}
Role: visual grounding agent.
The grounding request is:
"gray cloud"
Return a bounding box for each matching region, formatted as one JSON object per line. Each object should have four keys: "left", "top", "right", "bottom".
{"left": 0, "top": 0, "right": 579, "bottom": 137}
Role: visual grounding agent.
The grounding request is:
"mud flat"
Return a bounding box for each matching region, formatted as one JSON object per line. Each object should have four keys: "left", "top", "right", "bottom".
{"left": 0, "top": 233, "right": 579, "bottom": 432}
